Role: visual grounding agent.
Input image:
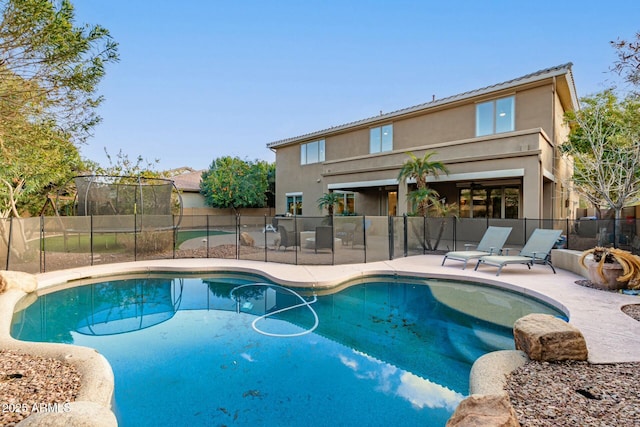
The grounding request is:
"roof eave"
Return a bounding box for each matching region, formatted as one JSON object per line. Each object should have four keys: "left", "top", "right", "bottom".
{"left": 266, "top": 63, "right": 575, "bottom": 149}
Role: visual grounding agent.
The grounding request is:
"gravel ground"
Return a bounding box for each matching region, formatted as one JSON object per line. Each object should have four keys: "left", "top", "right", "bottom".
{"left": 1, "top": 262, "right": 639, "bottom": 426}
{"left": 0, "top": 350, "right": 81, "bottom": 426}
{"left": 505, "top": 284, "right": 640, "bottom": 427}
{"left": 506, "top": 360, "right": 640, "bottom": 426}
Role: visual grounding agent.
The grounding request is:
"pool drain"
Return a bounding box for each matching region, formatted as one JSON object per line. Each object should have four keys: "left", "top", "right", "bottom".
{"left": 230, "top": 283, "right": 319, "bottom": 337}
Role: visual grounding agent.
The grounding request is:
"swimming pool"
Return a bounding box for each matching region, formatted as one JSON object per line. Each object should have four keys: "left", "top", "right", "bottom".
{"left": 11, "top": 273, "right": 565, "bottom": 426}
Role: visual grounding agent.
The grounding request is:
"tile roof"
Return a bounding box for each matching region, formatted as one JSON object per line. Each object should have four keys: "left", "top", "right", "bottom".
{"left": 267, "top": 63, "right": 575, "bottom": 149}
{"left": 171, "top": 170, "right": 204, "bottom": 192}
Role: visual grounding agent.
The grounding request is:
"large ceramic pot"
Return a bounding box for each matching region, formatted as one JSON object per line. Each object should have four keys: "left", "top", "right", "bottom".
{"left": 584, "top": 256, "right": 628, "bottom": 290}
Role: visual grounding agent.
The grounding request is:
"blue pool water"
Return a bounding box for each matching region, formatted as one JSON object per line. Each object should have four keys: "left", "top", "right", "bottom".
{"left": 11, "top": 274, "right": 565, "bottom": 426}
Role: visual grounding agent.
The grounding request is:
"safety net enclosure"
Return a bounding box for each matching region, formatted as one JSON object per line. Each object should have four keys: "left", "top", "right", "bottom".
{"left": 73, "top": 175, "right": 181, "bottom": 232}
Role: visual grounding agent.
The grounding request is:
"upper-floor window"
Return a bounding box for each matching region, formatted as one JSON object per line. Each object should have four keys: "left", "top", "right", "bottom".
{"left": 370, "top": 124, "right": 393, "bottom": 153}
{"left": 476, "top": 96, "right": 515, "bottom": 137}
{"left": 300, "top": 139, "right": 325, "bottom": 165}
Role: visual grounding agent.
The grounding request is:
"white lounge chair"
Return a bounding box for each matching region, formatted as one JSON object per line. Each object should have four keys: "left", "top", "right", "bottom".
{"left": 474, "top": 229, "right": 562, "bottom": 276}
{"left": 441, "top": 226, "right": 512, "bottom": 269}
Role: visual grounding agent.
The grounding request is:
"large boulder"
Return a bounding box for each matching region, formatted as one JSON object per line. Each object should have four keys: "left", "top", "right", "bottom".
{"left": 239, "top": 232, "right": 255, "bottom": 247}
{"left": 446, "top": 394, "right": 519, "bottom": 427}
{"left": 513, "top": 313, "right": 588, "bottom": 361}
{"left": 0, "top": 270, "right": 38, "bottom": 294}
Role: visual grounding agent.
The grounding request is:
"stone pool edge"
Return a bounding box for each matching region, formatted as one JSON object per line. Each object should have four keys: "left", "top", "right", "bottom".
{"left": 0, "top": 288, "right": 117, "bottom": 427}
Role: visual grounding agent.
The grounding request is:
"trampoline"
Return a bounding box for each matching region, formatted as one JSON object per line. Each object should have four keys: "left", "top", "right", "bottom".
{"left": 72, "top": 175, "right": 182, "bottom": 232}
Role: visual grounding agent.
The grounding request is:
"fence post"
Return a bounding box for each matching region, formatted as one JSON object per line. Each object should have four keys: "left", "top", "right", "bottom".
{"left": 403, "top": 214, "right": 408, "bottom": 257}
{"left": 330, "top": 214, "right": 335, "bottom": 266}
{"left": 236, "top": 214, "right": 240, "bottom": 260}
{"left": 423, "top": 215, "right": 427, "bottom": 255}
{"left": 40, "top": 216, "right": 45, "bottom": 273}
{"left": 363, "top": 215, "right": 367, "bottom": 264}
{"left": 294, "top": 216, "right": 298, "bottom": 265}
{"left": 388, "top": 216, "right": 394, "bottom": 260}
{"left": 6, "top": 217, "right": 12, "bottom": 270}
{"left": 90, "top": 215, "right": 94, "bottom": 266}
{"left": 134, "top": 213, "right": 138, "bottom": 261}
{"left": 206, "top": 215, "right": 210, "bottom": 258}
{"left": 172, "top": 215, "right": 176, "bottom": 259}
{"left": 452, "top": 217, "right": 457, "bottom": 252}
{"left": 264, "top": 215, "right": 268, "bottom": 263}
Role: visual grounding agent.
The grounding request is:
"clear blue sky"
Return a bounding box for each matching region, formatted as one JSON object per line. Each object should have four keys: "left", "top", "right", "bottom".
{"left": 73, "top": 0, "right": 639, "bottom": 171}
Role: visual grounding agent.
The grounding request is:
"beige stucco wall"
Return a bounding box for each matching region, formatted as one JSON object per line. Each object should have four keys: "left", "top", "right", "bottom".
{"left": 272, "top": 73, "right": 576, "bottom": 219}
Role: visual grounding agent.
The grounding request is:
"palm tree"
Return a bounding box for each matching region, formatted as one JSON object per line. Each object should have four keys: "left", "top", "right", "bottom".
{"left": 397, "top": 151, "right": 449, "bottom": 216}
{"left": 316, "top": 192, "right": 342, "bottom": 216}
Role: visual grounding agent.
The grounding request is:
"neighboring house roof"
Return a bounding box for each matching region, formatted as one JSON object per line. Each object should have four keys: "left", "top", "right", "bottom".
{"left": 267, "top": 63, "right": 577, "bottom": 149}
{"left": 171, "top": 170, "right": 204, "bottom": 193}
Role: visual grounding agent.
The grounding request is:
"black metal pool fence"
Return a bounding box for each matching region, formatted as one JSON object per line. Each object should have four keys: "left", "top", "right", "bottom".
{"left": 1, "top": 215, "right": 638, "bottom": 274}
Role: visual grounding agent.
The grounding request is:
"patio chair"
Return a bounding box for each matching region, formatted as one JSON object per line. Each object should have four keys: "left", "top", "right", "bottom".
{"left": 474, "top": 228, "right": 563, "bottom": 276}
{"left": 336, "top": 222, "right": 356, "bottom": 246}
{"left": 352, "top": 219, "right": 372, "bottom": 248}
{"left": 441, "top": 226, "right": 512, "bottom": 269}
{"left": 314, "top": 226, "right": 334, "bottom": 253}
{"left": 277, "top": 225, "right": 299, "bottom": 251}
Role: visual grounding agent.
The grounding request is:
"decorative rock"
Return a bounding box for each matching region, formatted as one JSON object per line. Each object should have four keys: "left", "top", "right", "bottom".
{"left": 239, "top": 232, "right": 255, "bottom": 247}
{"left": 0, "top": 271, "right": 38, "bottom": 294}
{"left": 446, "top": 394, "right": 519, "bottom": 427}
{"left": 513, "top": 313, "right": 588, "bottom": 361}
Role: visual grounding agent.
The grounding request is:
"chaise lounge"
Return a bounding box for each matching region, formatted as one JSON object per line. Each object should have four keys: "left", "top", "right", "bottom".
{"left": 441, "top": 226, "right": 512, "bottom": 269}
{"left": 474, "top": 228, "right": 563, "bottom": 276}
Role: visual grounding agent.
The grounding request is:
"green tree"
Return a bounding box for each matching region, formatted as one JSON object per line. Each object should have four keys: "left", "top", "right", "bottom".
{"left": 316, "top": 192, "right": 341, "bottom": 216}
{"left": 0, "top": 0, "right": 119, "bottom": 142}
{"left": 397, "top": 151, "right": 448, "bottom": 216}
{"left": 200, "top": 157, "right": 270, "bottom": 214}
{"left": 0, "top": 117, "right": 82, "bottom": 217}
{"left": 0, "top": 0, "right": 118, "bottom": 217}
{"left": 562, "top": 90, "right": 640, "bottom": 238}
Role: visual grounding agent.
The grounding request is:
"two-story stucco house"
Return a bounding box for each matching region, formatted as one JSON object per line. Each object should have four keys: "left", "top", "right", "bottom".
{"left": 267, "top": 63, "right": 578, "bottom": 220}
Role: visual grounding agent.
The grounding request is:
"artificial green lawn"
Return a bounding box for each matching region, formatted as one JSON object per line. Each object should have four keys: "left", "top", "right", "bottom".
{"left": 42, "top": 230, "right": 232, "bottom": 253}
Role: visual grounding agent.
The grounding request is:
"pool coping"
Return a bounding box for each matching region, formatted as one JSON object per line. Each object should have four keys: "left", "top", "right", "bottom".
{"left": 3, "top": 254, "right": 640, "bottom": 425}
